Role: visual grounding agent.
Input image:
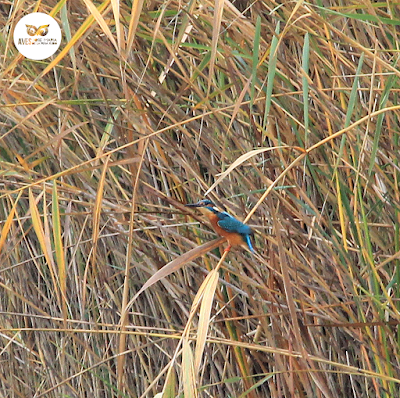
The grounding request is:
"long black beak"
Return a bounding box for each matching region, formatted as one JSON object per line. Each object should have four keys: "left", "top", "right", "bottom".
{"left": 185, "top": 202, "right": 201, "bottom": 207}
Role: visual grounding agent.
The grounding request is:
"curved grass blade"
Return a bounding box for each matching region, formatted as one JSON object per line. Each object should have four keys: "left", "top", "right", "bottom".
{"left": 126, "top": 238, "right": 225, "bottom": 310}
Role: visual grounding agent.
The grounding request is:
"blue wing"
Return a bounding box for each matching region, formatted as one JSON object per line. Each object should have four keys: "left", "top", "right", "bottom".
{"left": 217, "top": 212, "right": 254, "bottom": 252}
{"left": 217, "top": 212, "right": 252, "bottom": 235}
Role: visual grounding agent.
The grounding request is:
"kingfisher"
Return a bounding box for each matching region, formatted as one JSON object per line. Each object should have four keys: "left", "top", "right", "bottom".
{"left": 185, "top": 199, "right": 254, "bottom": 253}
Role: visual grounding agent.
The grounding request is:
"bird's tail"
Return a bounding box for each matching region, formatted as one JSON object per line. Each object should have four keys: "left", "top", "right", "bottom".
{"left": 243, "top": 234, "right": 255, "bottom": 253}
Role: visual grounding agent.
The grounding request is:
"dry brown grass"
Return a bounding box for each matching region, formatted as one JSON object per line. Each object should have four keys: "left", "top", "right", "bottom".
{"left": 1, "top": 1, "right": 400, "bottom": 397}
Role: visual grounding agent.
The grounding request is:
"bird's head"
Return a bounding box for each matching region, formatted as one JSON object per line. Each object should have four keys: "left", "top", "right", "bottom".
{"left": 185, "top": 199, "right": 219, "bottom": 214}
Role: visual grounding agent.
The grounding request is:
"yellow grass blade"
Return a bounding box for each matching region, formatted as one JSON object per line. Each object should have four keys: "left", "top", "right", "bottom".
{"left": 82, "top": 0, "right": 118, "bottom": 51}
{"left": 160, "top": 367, "right": 176, "bottom": 398}
{"left": 83, "top": 155, "right": 110, "bottom": 301}
{"left": 194, "top": 268, "right": 219, "bottom": 373}
{"left": 126, "top": 0, "right": 145, "bottom": 52}
{"left": 29, "top": 189, "right": 61, "bottom": 309}
{"left": 182, "top": 337, "right": 197, "bottom": 398}
{"left": 205, "top": 146, "right": 300, "bottom": 196}
{"left": 110, "top": 0, "right": 123, "bottom": 51}
{"left": 126, "top": 238, "right": 225, "bottom": 310}
{"left": 29, "top": 189, "right": 54, "bottom": 269}
{"left": 0, "top": 191, "right": 22, "bottom": 254}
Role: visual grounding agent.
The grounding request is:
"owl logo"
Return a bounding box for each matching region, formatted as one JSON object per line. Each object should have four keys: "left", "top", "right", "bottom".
{"left": 26, "top": 24, "right": 49, "bottom": 37}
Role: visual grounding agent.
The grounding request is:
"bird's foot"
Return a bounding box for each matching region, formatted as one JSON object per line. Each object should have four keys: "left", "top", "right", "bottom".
{"left": 224, "top": 245, "right": 232, "bottom": 252}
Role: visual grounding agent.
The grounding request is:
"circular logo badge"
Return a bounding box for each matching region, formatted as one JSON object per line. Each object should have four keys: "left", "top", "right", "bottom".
{"left": 13, "top": 12, "right": 61, "bottom": 60}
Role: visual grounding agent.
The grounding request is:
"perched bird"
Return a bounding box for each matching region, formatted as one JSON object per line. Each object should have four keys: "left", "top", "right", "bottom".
{"left": 185, "top": 199, "right": 254, "bottom": 252}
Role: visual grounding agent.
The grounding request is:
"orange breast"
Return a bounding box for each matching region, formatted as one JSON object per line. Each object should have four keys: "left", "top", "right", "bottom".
{"left": 207, "top": 213, "right": 246, "bottom": 247}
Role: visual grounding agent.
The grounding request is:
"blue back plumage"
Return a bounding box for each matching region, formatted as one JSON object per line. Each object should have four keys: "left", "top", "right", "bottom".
{"left": 217, "top": 212, "right": 251, "bottom": 234}
{"left": 216, "top": 211, "right": 254, "bottom": 252}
